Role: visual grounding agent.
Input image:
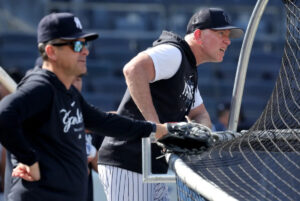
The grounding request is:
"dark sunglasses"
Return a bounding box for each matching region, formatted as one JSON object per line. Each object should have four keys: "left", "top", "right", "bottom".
{"left": 51, "top": 40, "right": 88, "bottom": 52}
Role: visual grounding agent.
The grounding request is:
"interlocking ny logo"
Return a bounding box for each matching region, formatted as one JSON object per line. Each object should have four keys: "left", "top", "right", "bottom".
{"left": 74, "top": 17, "right": 82, "bottom": 29}
{"left": 222, "top": 12, "right": 231, "bottom": 24}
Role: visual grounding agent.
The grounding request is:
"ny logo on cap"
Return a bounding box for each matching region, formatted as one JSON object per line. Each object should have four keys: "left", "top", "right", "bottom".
{"left": 222, "top": 12, "right": 231, "bottom": 24}
{"left": 74, "top": 17, "right": 82, "bottom": 30}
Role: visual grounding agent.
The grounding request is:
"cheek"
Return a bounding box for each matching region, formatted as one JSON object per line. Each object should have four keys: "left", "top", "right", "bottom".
{"left": 60, "top": 54, "right": 77, "bottom": 69}
{"left": 66, "top": 55, "right": 78, "bottom": 66}
{"left": 203, "top": 36, "right": 216, "bottom": 47}
{"left": 208, "top": 37, "right": 219, "bottom": 47}
{"left": 202, "top": 40, "right": 217, "bottom": 54}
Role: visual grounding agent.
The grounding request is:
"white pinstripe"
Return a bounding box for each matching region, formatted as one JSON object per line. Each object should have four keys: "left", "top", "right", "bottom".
{"left": 98, "top": 165, "right": 169, "bottom": 201}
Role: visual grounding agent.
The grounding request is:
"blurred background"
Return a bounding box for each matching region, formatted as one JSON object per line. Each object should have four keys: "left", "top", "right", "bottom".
{"left": 0, "top": 0, "right": 285, "bottom": 200}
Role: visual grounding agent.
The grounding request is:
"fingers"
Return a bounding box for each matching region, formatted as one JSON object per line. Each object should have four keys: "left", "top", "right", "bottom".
{"left": 12, "top": 162, "right": 41, "bottom": 181}
{"left": 12, "top": 164, "right": 34, "bottom": 181}
{"left": 12, "top": 169, "right": 35, "bottom": 181}
{"left": 185, "top": 115, "right": 192, "bottom": 122}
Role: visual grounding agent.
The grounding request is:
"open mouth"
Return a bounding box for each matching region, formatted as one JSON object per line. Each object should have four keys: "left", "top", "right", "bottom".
{"left": 220, "top": 48, "right": 225, "bottom": 53}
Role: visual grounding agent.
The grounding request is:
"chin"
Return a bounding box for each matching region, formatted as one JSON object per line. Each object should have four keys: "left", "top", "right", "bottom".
{"left": 80, "top": 66, "right": 87, "bottom": 74}
{"left": 217, "top": 56, "right": 224, "bottom": 62}
{"left": 213, "top": 58, "right": 223, "bottom": 63}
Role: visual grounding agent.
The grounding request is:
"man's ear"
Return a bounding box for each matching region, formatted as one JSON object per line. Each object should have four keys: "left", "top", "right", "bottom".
{"left": 45, "top": 45, "right": 57, "bottom": 61}
{"left": 194, "top": 29, "right": 202, "bottom": 44}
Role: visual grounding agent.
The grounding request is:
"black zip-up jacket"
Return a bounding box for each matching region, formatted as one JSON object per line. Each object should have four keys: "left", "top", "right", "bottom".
{"left": 99, "top": 31, "right": 198, "bottom": 174}
{"left": 0, "top": 68, "right": 154, "bottom": 201}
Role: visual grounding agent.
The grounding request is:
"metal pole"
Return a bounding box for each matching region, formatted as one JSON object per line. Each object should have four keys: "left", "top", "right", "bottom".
{"left": 228, "top": 0, "right": 269, "bottom": 131}
{"left": 142, "top": 138, "right": 176, "bottom": 183}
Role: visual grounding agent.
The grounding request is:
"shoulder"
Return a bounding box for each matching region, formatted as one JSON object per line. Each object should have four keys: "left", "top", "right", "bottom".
{"left": 144, "top": 44, "right": 183, "bottom": 81}
{"left": 144, "top": 43, "right": 182, "bottom": 69}
{"left": 145, "top": 44, "right": 182, "bottom": 58}
{"left": 19, "top": 77, "right": 53, "bottom": 93}
{"left": 17, "top": 72, "right": 55, "bottom": 99}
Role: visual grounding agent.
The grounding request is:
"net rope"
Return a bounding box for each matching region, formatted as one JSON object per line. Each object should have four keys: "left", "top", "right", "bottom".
{"left": 172, "top": 0, "right": 300, "bottom": 200}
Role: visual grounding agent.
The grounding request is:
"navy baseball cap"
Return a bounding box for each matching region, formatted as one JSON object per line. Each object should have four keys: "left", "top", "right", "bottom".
{"left": 186, "top": 8, "right": 244, "bottom": 38}
{"left": 37, "top": 12, "right": 98, "bottom": 43}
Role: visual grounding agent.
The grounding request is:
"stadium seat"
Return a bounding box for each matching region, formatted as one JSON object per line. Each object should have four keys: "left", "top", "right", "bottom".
{"left": 88, "top": 76, "right": 127, "bottom": 94}
{"left": 135, "top": 37, "right": 156, "bottom": 52}
{"left": 0, "top": 33, "right": 36, "bottom": 48}
{"left": 115, "top": 13, "right": 147, "bottom": 31}
{"left": 247, "top": 54, "right": 281, "bottom": 81}
{"left": 90, "top": 9, "right": 113, "bottom": 29}
{"left": 0, "top": 33, "right": 38, "bottom": 70}
{"left": 82, "top": 92, "right": 121, "bottom": 111}
{"left": 212, "top": 61, "right": 237, "bottom": 81}
{"left": 244, "top": 80, "right": 275, "bottom": 97}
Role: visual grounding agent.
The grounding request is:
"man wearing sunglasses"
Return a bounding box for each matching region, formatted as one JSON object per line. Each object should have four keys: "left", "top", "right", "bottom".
{"left": 0, "top": 12, "right": 169, "bottom": 201}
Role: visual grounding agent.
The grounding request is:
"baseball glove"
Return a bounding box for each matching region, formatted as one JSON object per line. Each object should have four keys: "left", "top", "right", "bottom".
{"left": 156, "top": 122, "right": 214, "bottom": 155}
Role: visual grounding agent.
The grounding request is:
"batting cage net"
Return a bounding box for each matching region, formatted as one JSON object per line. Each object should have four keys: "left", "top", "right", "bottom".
{"left": 170, "top": 0, "right": 300, "bottom": 200}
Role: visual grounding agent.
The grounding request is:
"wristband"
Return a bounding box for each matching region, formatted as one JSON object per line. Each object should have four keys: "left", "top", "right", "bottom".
{"left": 151, "top": 123, "right": 157, "bottom": 133}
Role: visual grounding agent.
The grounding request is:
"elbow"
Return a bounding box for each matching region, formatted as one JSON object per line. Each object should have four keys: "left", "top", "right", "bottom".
{"left": 123, "top": 63, "right": 143, "bottom": 82}
{"left": 123, "top": 63, "right": 134, "bottom": 79}
{"left": 123, "top": 52, "right": 154, "bottom": 82}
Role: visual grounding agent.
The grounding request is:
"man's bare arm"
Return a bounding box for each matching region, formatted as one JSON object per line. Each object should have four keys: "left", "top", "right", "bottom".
{"left": 123, "top": 52, "right": 160, "bottom": 123}
{"left": 188, "top": 104, "right": 212, "bottom": 128}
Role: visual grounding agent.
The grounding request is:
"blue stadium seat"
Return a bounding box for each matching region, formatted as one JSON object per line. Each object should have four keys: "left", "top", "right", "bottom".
{"left": 0, "top": 33, "right": 38, "bottom": 70}
{"left": 247, "top": 53, "right": 281, "bottom": 81}
{"left": 197, "top": 63, "right": 214, "bottom": 84}
{"left": 201, "top": 96, "right": 217, "bottom": 121}
{"left": 82, "top": 92, "right": 121, "bottom": 111}
{"left": 0, "top": 33, "right": 37, "bottom": 49}
{"left": 198, "top": 80, "right": 233, "bottom": 98}
{"left": 88, "top": 76, "right": 127, "bottom": 95}
{"left": 90, "top": 9, "right": 113, "bottom": 29}
{"left": 226, "top": 39, "right": 243, "bottom": 61}
{"left": 244, "top": 80, "right": 275, "bottom": 97}
{"left": 167, "top": 12, "right": 189, "bottom": 34}
{"left": 115, "top": 13, "right": 147, "bottom": 31}
{"left": 136, "top": 37, "right": 156, "bottom": 52}
{"left": 86, "top": 59, "right": 117, "bottom": 78}
{"left": 92, "top": 37, "right": 136, "bottom": 57}
{"left": 242, "top": 96, "right": 268, "bottom": 124}
{"left": 0, "top": 48, "right": 38, "bottom": 71}
{"left": 212, "top": 61, "right": 237, "bottom": 81}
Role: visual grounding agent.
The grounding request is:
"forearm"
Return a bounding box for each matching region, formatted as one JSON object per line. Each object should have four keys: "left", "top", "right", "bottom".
{"left": 188, "top": 104, "right": 212, "bottom": 128}
{"left": 83, "top": 102, "right": 168, "bottom": 140}
{"left": 191, "top": 113, "right": 212, "bottom": 128}
{"left": 126, "top": 76, "right": 160, "bottom": 123}
{"left": 83, "top": 103, "right": 154, "bottom": 139}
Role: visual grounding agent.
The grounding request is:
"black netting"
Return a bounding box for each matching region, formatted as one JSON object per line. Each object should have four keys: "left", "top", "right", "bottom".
{"left": 175, "top": 1, "right": 300, "bottom": 200}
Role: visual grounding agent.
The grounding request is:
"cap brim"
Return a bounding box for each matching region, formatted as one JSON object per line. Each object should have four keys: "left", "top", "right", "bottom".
{"left": 60, "top": 32, "right": 99, "bottom": 41}
{"left": 212, "top": 26, "right": 244, "bottom": 39}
